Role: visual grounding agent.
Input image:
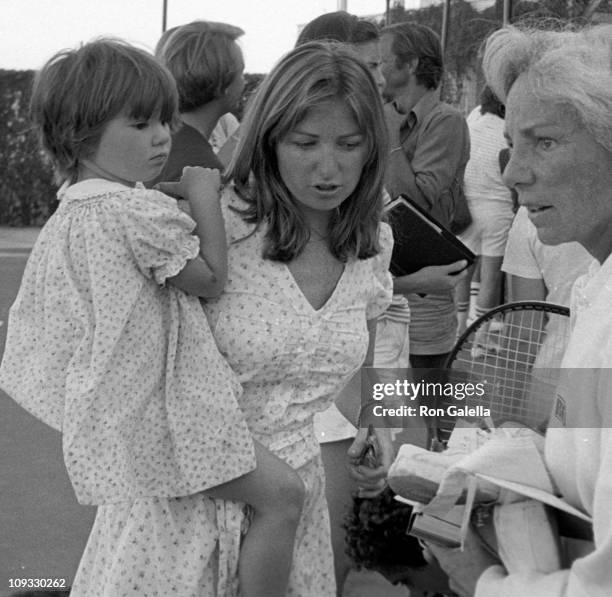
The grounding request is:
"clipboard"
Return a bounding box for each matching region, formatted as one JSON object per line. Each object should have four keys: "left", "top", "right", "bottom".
{"left": 384, "top": 194, "right": 475, "bottom": 277}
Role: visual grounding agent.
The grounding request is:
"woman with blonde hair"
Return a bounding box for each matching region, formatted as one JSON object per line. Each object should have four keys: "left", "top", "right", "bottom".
{"left": 424, "top": 23, "right": 612, "bottom": 596}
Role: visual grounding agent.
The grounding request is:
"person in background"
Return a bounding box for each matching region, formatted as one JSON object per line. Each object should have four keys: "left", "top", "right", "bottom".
{"left": 148, "top": 20, "right": 245, "bottom": 185}
{"left": 210, "top": 111, "right": 240, "bottom": 153}
{"left": 154, "top": 25, "right": 241, "bottom": 157}
{"left": 501, "top": 206, "right": 594, "bottom": 430}
{"left": 344, "top": 487, "right": 452, "bottom": 597}
{"left": 296, "top": 11, "right": 385, "bottom": 94}
{"left": 425, "top": 23, "right": 612, "bottom": 596}
{"left": 380, "top": 22, "right": 470, "bottom": 370}
{"left": 502, "top": 206, "right": 592, "bottom": 368}
{"left": 456, "top": 86, "right": 515, "bottom": 336}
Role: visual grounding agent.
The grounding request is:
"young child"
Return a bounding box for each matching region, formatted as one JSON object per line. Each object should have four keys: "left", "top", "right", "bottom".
{"left": 0, "top": 39, "right": 304, "bottom": 597}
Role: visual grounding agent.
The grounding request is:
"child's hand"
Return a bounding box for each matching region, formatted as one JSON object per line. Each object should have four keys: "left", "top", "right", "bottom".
{"left": 156, "top": 167, "right": 221, "bottom": 203}
{"left": 180, "top": 166, "right": 222, "bottom": 203}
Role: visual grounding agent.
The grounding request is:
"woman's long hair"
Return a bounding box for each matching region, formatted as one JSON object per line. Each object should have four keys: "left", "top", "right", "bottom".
{"left": 225, "top": 41, "right": 388, "bottom": 262}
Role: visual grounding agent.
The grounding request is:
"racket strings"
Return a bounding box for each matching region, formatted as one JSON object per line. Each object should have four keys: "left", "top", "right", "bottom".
{"left": 437, "top": 304, "right": 570, "bottom": 441}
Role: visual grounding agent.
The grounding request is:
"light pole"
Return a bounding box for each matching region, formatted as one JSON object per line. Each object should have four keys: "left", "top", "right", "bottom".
{"left": 162, "top": 0, "right": 168, "bottom": 33}
{"left": 441, "top": 0, "right": 450, "bottom": 54}
{"left": 502, "top": 0, "right": 512, "bottom": 25}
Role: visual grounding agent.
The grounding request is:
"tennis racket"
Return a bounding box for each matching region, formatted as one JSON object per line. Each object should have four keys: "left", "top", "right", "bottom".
{"left": 431, "top": 301, "right": 570, "bottom": 446}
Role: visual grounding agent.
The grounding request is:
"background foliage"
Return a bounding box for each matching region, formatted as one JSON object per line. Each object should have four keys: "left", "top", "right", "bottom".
{"left": 1, "top": 0, "right": 609, "bottom": 225}
{"left": 0, "top": 70, "right": 56, "bottom": 226}
{"left": 0, "top": 70, "right": 265, "bottom": 226}
{"left": 386, "top": 0, "right": 611, "bottom": 103}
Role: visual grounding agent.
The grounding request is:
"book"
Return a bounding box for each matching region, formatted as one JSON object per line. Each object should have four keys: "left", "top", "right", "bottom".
{"left": 407, "top": 503, "right": 465, "bottom": 548}
{"left": 393, "top": 495, "right": 465, "bottom": 548}
{"left": 392, "top": 465, "right": 593, "bottom": 541}
{"left": 388, "top": 443, "right": 499, "bottom": 505}
{"left": 384, "top": 194, "right": 475, "bottom": 277}
{"left": 389, "top": 434, "right": 593, "bottom": 541}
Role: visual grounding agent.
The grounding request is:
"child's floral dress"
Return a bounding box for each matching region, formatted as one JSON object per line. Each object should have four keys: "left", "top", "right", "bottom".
{"left": 0, "top": 179, "right": 256, "bottom": 596}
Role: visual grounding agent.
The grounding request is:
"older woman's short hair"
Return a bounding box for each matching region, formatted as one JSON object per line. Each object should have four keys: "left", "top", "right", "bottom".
{"left": 227, "top": 41, "right": 388, "bottom": 263}
{"left": 155, "top": 21, "right": 244, "bottom": 112}
{"left": 482, "top": 24, "right": 612, "bottom": 152}
{"left": 381, "top": 22, "right": 443, "bottom": 90}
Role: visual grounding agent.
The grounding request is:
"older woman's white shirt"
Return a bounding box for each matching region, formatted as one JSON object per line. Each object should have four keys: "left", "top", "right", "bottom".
{"left": 476, "top": 256, "right": 612, "bottom": 596}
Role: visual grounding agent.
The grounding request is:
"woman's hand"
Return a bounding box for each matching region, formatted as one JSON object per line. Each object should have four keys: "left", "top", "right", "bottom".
{"left": 394, "top": 260, "right": 468, "bottom": 295}
{"left": 424, "top": 524, "right": 501, "bottom": 597}
{"left": 347, "top": 426, "right": 394, "bottom": 498}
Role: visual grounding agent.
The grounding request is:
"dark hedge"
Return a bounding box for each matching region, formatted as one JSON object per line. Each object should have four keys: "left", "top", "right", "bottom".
{"left": 0, "top": 69, "right": 56, "bottom": 226}
{"left": 0, "top": 70, "right": 265, "bottom": 226}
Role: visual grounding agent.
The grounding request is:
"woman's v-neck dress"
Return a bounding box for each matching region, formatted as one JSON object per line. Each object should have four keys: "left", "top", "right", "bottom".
{"left": 203, "top": 188, "right": 394, "bottom": 596}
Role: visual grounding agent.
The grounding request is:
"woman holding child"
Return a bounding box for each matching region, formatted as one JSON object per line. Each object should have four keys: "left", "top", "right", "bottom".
{"left": 201, "top": 40, "right": 395, "bottom": 595}
{"left": 0, "top": 35, "right": 393, "bottom": 596}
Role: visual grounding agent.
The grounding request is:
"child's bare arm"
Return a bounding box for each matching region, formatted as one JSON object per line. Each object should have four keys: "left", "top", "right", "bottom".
{"left": 158, "top": 167, "right": 227, "bottom": 298}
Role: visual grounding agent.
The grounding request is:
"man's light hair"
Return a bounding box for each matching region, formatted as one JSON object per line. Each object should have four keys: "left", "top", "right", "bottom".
{"left": 156, "top": 21, "right": 244, "bottom": 112}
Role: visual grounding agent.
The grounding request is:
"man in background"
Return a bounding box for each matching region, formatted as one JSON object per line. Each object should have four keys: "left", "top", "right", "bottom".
{"left": 381, "top": 22, "right": 470, "bottom": 369}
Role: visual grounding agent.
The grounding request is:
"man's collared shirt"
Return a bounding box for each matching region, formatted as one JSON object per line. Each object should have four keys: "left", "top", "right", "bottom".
{"left": 393, "top": 88, "right": 470, "bottom": 229}
{"left": 388, "top": 89, "right": 470, "bottom": 354}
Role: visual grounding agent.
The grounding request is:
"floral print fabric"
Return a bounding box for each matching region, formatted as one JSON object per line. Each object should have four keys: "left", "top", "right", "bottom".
{"left": 203, "top": 187, "right": 394, "bottom": 596}
{"left": 0, "top": 179, "right": 255, "bottom": 504}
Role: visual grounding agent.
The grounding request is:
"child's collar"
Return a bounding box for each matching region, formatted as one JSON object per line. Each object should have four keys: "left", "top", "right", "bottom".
{"left": 58, "top": 178, "right": 136, "bottom": 200}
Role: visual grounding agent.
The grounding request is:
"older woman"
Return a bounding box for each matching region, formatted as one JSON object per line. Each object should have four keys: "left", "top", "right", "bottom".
{"left": 426, "top": 23, "right": 612, "bottom": 596}
{"left": 203, "top": 41, "right": 394, "bottom": 596}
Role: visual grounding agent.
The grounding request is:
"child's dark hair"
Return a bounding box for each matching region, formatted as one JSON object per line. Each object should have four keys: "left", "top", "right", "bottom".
{"left": 30, "top": 38, "right": 179, "bottom": 184}
{"left": 343, "top": 487, "right": 427, "bottom": 573}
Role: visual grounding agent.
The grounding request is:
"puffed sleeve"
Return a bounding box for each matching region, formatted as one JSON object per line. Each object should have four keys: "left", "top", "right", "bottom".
{"left": 0, "top": 184, "right": 256, "bottom": 504}
{"left": 118, "top": 187, "right": 200, "bottom": 284}
{"left": 366, "top": 222, "right": 394, "bottom": 320}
